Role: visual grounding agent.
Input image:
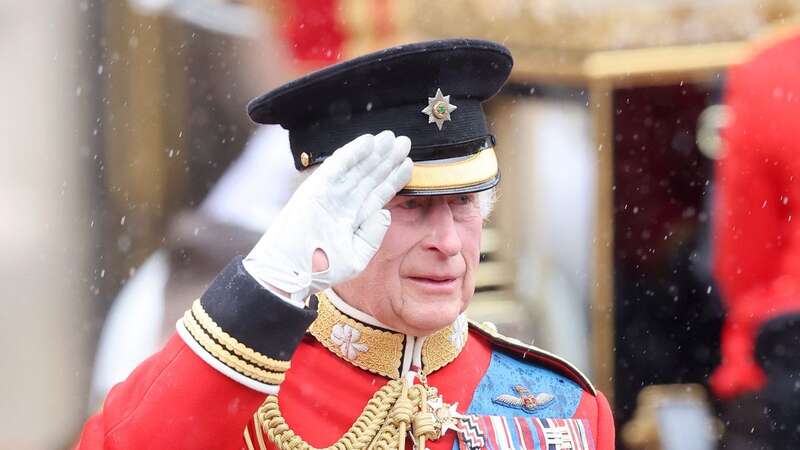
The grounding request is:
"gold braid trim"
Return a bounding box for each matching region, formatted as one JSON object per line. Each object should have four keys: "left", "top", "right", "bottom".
{"left": 191, "top": 299, "right": 291, "bottom": 372}
{"left": 244, "top": 425, "right": 256, "bottom": 450}
{"left": 183, "top": 310, "right": 286, "bottom": 385}
{"left": 308, "top": 292, "right": 465, "bottom": 378}
{"left": 309, "top": 293, "right": 404, "bottom": 379}
{"left": 421, "top": 320, "right": 467, "bottom": 375}
{"left": 257, "top": 379, "right": 439, "bottom": 450}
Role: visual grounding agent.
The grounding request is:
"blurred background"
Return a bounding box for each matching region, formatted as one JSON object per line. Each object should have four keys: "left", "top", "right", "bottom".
{"left": 3, "top": 0, "right": 800, "bottom": 448}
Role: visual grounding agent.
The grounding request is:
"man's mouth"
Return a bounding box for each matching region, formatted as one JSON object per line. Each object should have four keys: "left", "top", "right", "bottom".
{"left": 405, "top": 275, "right": 460, "bottom": 293}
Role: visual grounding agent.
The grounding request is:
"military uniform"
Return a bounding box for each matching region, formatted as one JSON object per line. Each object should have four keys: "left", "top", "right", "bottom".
{"left": 77, "top": 39, "right": 614, "bottom": 450}
{"left": 711, "top": 29, "right": 800, "bottom": 399}
{"left": 78, "top": 258, "right": 613, "bottom": 450}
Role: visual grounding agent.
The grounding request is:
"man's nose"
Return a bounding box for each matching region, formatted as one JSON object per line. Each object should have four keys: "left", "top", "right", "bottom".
{"left": 422, "top": 201, "right": 462, "bottom": 257}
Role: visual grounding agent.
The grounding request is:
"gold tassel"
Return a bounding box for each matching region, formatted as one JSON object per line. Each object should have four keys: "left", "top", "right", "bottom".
{"left": 257, "top": 378, "right": 444, "bottom": 450}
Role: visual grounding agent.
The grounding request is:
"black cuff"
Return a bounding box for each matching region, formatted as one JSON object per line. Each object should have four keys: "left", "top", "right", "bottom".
{"left": 199, "top": 256, "right": 318, "bottom": 361}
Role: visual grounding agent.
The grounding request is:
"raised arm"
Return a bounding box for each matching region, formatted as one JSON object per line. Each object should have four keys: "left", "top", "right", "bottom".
{"left": 76, "top": 131, "right": 412, "bottom": 449}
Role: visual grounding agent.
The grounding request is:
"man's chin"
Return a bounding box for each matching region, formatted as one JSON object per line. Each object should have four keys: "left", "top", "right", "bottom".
{"left": 395, "top": 295, "right": 465, "bottom": 335}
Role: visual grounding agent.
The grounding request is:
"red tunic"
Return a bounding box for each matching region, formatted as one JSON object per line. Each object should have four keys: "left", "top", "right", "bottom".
{"left": 77, "top": 334, "right": 613, "bottom": 450}
{"left": 77, "top": 259, "right": 614, "bottom": 449}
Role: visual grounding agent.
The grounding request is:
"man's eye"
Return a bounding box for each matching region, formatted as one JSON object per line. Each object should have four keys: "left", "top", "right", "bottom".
{"left": 452, "top": 194, "right": 474, "bottom": 206}
{"left": 402, "top": 199, "right": 420, "bottom": 209}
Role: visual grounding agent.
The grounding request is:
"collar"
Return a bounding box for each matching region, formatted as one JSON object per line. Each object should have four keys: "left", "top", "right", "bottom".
{"left": 308, "top": 289, "right": 469, "bottom": 379}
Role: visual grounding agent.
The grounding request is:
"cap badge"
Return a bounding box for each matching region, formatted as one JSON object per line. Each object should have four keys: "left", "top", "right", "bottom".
{"left": 422, "top": 88, "right": 458, "bottom": 130}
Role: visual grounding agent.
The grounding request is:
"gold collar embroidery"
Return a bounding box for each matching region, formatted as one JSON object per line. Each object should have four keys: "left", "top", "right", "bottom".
{"left": 308, "top": 291, "right": 468, "bottom": 379}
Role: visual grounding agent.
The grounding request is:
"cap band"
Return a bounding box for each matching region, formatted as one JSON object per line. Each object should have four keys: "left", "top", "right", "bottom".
{"left": 401, "top": 147, "right": 499, "bottom": 195}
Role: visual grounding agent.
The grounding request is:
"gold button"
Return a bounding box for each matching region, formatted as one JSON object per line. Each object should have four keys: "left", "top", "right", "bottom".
{"left": 300, "top": 152, "right": 310, "bottom": 167}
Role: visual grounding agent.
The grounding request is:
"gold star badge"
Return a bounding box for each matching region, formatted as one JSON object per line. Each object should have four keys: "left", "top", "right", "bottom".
{"left": 421, "top": 88, "right": 457, "bottom": 130}
{"left": 427, "top": 395, "right": 464, "bottom": 439}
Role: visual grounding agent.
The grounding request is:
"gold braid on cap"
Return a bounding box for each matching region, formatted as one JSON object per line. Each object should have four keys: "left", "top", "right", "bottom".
{"left": 252, "top": 379, "right": 441, "bottom": 450}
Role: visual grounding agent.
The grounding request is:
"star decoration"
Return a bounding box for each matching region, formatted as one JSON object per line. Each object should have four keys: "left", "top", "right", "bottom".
{"left": 427, "top": 395, "right": 463, "bottom": 437}
{"left": 421, "top": 88, "right": 458, "bottom": 130}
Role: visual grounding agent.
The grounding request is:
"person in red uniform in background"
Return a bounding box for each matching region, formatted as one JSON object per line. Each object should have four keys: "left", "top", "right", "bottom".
{"left": 711, "top": 27, "right": 800, "bottom": 399}
{"left": 75, "top": 39, "right": 614, "bottom": 450}
{"left": 711, "top": 26, "right": 800, "bottom": 449}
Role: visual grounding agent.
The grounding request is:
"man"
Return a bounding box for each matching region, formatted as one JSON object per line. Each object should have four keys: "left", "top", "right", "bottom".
{"left": 77, "top": 39, "right": 614, "bottom": 450}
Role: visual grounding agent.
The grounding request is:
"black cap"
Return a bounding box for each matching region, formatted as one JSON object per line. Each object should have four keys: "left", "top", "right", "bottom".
{"left": 247, "top": 38, "right": 513, "bottom": 195}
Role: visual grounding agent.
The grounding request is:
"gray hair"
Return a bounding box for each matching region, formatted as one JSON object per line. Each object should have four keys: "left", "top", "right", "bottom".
{"left": 477, "top": 187, "right": 497, "bottom": 220}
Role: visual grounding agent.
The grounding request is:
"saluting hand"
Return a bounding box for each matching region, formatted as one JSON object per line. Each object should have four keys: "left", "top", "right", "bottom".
{"left": 243, "top": 130, "right": 413, "bottom": 305}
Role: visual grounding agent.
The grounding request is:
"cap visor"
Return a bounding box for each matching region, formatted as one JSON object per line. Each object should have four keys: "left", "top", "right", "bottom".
{"left": 399, "top": 147, "right": 500, "bottom": 196}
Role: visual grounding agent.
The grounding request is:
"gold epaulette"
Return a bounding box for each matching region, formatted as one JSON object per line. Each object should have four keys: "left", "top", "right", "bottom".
{"left": 468, "top": 320, "right": 597, "bottom": 395}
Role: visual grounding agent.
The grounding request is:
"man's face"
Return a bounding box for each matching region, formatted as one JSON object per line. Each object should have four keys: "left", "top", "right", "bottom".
{"left": 335, "top": 193, "right": 483, "bottom": 336}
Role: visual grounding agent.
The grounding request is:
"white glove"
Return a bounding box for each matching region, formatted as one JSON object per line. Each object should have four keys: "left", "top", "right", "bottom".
{"left": 243, "top": 130, "right": 413, "bottom": 306}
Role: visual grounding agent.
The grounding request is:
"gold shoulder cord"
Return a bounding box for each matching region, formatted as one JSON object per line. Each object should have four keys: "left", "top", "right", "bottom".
{"left": 256, "top": 378, "right": 440, "bottom": 450}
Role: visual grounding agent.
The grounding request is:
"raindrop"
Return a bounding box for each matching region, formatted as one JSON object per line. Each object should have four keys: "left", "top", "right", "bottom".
{"left": 117, "top": 235, "right": 131, "bottom": 253}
